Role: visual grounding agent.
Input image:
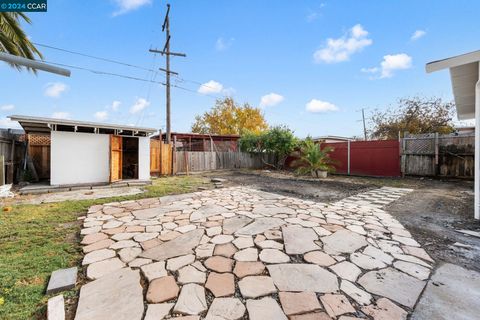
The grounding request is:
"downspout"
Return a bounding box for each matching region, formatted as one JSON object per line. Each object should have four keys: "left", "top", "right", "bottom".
{"left": 475, "top": 63, "right": 480, "bottom": 219}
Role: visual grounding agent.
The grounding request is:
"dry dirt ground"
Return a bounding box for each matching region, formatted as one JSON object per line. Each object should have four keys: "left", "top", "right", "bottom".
{"left": 206, "top": 170, "right": 480, "bottom": 272}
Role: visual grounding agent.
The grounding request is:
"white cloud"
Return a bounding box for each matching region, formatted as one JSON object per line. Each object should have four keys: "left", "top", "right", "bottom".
{"left": 362, "top": 53, "right": 412, "bottom": 79}
{"left": 313, "top": 24, "right": 372, "bottom": 63}
{"left": 44, "top": 82, "right": 68, "bottom": 98}
{"left": 130, "top": 97, "right": 150, "bottom": 114}
{"left": 51, "top": 112, "right": 71, "bottom": 119}
{"left": 1, "top": 104, "right": 15, "bottom": 111}
{"left": 260, "top": 93, "right": 284, "bottom": 108}
{"left": 94, "top": 111, "right": 108, "bottom": 121}
{"left": 112, "top": 0, "right": 151, "bottom": 16}
{"left": 380, "top": 53, "right": 412, "bottom": 78}
{"left": 198, "top": 80, "right": 224, "bottom": 94}
{"left": 215, "top": 37, "right": 234, "bottom": 51}
{"left": 411, "top": 30, "right": 426, "bottom": 41}
{"left": 0, "top": 117, "right": 21, "bottom": 128}
{"left": 108, "top": 100, "right": 121, "bottom": 111}
{"left": 305, "top": 99, "right": 339, "bottom": 113}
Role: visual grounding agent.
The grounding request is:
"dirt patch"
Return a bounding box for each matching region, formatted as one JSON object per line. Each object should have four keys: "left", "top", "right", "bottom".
{"left": 386, "top": 180, "right": 480, "bottom": 272}
{"left": 206, "top": 170, "right": 480, "bottom": 272}
{"left": 206, "top": 170, "right": 376, "bottom": 202}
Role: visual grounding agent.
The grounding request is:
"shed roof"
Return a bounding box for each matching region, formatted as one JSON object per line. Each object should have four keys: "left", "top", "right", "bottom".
{"left": 426, "top": 50, "right": 480, "bottom": 120}
{"left": 8, "top": 115, "right": 157, "bottom": 136}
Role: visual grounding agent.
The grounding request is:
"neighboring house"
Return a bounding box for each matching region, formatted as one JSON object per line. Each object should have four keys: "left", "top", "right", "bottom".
{"left": 153, "top": 132, "right": 240, "bottom": 152}
{"left": 312, "top": 135, "right": 353, "bottom": 143}
{"left": 8, "top": 115, "right": 156, "bottom": 186}
{"left": 455, "top": 126, "right": 475, "bottom": 135}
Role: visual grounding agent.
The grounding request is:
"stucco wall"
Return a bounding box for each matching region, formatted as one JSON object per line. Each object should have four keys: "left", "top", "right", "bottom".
{"left": 51, "top": 131, "right": 110, "bottom": 185}
{"left": 138, "top": 136, "right": 150, "bottom": 180}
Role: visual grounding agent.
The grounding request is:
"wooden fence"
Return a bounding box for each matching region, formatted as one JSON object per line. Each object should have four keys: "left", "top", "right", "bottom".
{"left": 174, "top": 152, "right": 274, "bottom": 174}
{"left": 0, "top": 129, "right": 26, "bottom": 184}
{"left": 150, "top": 140, "right": 173, "bottom": 175}
{"left": 401, "top": 132, "right": 474, "bottom": 178}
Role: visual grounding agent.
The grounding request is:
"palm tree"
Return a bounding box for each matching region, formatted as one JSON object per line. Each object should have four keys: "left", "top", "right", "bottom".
{"left": 0, "top": 12, "right": 42, "bottom": 72}
{"left": 294, "top": 137, "right": 336, "bottom": 177}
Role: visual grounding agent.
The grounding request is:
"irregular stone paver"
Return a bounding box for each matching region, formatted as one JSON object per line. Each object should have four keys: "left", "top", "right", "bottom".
{"left": 246, "top": 297, "right": 288, "bottom": 320}
{"left": 47, "top": 295, "right": 65, "bottom": 320}
{"left": 330, "top": 261, "right": 362, "bottom": 282}
{"left": 141, "top": 228, "right": 204, "bottom": 261}
{"left": 205, "top": 298, "right": 246, "bottom": 320}
{"left": 82, "top": 248, "right": 116, "bottom": 265}
{"left": 238, "top": 276, "right": 277, "bottom": 298}
{"left": 144, "top": 303, "right": 174, "bottom": 320}
{"left": 205, "top": 272, "right": 235, "bottom": 297}
{"left": 320, "top": 294, "right": 355, "bottom": 317}
{"left": 178, "top": 265, "right": 206, "bottom": 284}
{"left": 75, "top": 268, "right": 143, "bottom": 320}
{"left": 174, "top": 283, "right": 208, "bottom": 315}
{"left": 362, "top": 298, "right": 407, "bottom": 320}
{"left": 204, "top": 256, "right": 234, "bottom": 273}
{"left": 358, "top": 267, "right": 426, "bottom": 308}
{"left": 233, "top": 247, "right": 258, "bottom": 261}
{"left": 279, "top": 291, "right": 322, "bottom": 315}
{"left": 304, "top": 251, "right": 336, "bottom": 266}
{"left": 321, "top": 230, "right": 368, "bottom": 254}
{"left": 86, "top": 257, "right": 125, "bottom": 280}
{"left": 235, "top": 217, "right": 285, "bottom": 235}
{"left": 259, "top": 249, "right": 290, "bottom": 263}
{"left": 233, "top": 261, "right": 265, "bottom": 278}
{"left": 77, "top": 186, "right": 423, "bottom": 319}
{"left": 267, "top": 264, "right": 338, "bottom": 292}
{"left": 147, "top": 275, "right": 179, "bottom": 303}
{"left": 141, "top": 261, "right": 167, "bottom": 282}
{"left": 340, "top": 280, "right": 372, "bottom": 305}
{"left": 282, "top": 225, "right": 320, "bottom": 254}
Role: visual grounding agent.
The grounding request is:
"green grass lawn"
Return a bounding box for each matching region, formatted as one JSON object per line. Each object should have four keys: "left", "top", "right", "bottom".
{"left": 0, "top": 175, "right": 208, "bottom": 320}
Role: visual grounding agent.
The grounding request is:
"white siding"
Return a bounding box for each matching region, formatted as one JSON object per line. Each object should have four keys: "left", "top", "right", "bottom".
{"left": 138, "top": 137, "right": 150, "bottom": 180}
{"left": 51, "top": 131, "right": 110, "bottom": 185}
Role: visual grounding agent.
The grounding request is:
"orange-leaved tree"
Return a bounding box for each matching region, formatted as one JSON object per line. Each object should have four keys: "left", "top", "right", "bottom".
{"left": 191, "top": 97, "right": 268, "bottom": 135}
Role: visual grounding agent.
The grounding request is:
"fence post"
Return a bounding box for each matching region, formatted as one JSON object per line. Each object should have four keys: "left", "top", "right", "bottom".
{"left": 434, "top": 132, "right": 439, "bottom": 176}
{"left": 347, "top": 140, "right": 351, "bottom": 175}
{"left": 0, "top": 155, "right": 4, "bottom": 185}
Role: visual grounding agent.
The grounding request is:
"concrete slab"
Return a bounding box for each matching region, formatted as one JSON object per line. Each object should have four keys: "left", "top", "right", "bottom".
{"left": 46, "top": 267, "right": 78, "bottom": 295}
{"left": 412, "top": 263, "right": 480, "bottom": 320}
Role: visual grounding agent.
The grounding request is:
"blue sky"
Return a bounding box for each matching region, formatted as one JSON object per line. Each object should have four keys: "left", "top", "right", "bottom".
{"left": 1, "top": 0, "right": 479, "bottom": 137}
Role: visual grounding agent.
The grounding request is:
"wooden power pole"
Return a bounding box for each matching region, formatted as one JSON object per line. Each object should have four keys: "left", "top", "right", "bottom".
{"left": 361, "top": 108, "right": 367, "bottom": 141}
{"left": 149, "top": 3, "right": 186, "bottom": 144}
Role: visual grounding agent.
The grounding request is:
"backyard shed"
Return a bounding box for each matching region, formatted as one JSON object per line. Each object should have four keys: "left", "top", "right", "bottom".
{"left": 426, "top": 50, "right": 480, "bottom": 219}
{"left": 8, "top": 115, "right": 156, "bottom": 186}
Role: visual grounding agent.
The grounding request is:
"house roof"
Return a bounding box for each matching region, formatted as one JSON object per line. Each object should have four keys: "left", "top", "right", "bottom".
{"left": 8, "top": 115, "right": 157, "bottom": 136}
{"left": 426, "top": 50, "right": 480, "bottom": 120}
{"left": 153, "top": 132, "right": 240, "bottom": 140}
{"left": 312, "top": 135, "right": 352, "bottom": 141}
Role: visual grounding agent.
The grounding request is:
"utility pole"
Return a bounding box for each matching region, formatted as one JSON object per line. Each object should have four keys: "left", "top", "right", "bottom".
{"left": 149, "top": 3, "right": 186, "bottom": 144}
{"left": 361, "top": 108, "right": 367, "bottom": 141}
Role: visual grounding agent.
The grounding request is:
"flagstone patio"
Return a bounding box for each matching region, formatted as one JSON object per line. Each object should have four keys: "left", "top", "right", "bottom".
{"left": 75, "top": 185, "right": 433, "bottom": 320}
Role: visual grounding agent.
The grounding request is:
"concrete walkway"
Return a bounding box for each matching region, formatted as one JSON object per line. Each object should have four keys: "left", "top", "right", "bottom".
{"left": 412, "top": 263, "right": 480, "bottom": 320}
{"left": 75, "top": 186, "right": 437, "bottom": 320}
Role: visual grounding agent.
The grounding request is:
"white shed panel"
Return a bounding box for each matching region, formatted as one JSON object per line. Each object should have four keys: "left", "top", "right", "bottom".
{"left": 51, "top": 131, "right": 110, "bottom": 185}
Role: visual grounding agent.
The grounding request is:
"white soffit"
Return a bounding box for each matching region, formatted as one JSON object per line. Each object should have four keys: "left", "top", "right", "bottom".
{"left": 426, "top": 50, "right": 480, "bottom": 121}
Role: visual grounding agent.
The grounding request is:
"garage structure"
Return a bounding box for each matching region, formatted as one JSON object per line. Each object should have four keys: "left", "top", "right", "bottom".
{"left": 9, "top": 115, "right": 156, "bottom": 186}
{"left": 426, "top": 50, "right": 480, "bottom": 219}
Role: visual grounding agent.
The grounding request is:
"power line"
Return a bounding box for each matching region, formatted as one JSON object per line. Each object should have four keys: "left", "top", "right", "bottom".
{"left": 42, "top": 60, "right": 167, "bottom": 85}
{"left": 34, "top": 42, "right": 157, "bottom": 73}
{"left": 35, "top": 42, "right": 228, "bottom": 98}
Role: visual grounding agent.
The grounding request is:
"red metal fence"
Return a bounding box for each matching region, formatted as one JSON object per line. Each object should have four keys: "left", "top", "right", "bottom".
{"left": 323, "top": 140, "right": 401, "bottom": 177}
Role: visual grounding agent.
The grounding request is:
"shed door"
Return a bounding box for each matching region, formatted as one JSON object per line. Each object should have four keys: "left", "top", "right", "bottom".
{"left": 110, "top": 135, "right": 122, "bottom": 182}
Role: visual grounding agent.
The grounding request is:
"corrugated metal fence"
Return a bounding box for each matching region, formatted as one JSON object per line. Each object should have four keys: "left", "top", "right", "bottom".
{"left": 323, "top": 140, "right": 402, "bottom": 177}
